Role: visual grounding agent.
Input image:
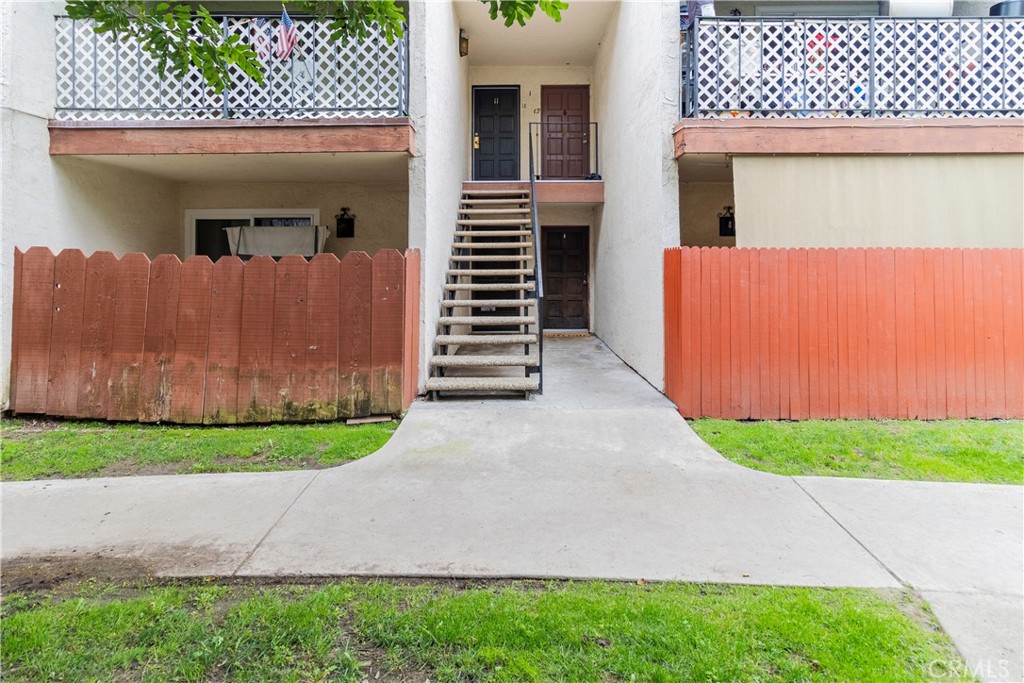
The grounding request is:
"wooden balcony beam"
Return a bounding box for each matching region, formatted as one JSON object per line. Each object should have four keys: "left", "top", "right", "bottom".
{"left": 673, "top": 118, "right": 1024, "bottom": 157}
{"left": 49, "top": 118, "right": 415, "bottom": 156}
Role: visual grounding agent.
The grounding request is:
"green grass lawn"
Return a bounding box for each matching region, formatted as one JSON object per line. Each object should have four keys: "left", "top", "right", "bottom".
{"left": 0, "top": 418, "right": 396, "bottom": 481}
{"left": 690, "top": 419, "right": 1023, "bottom": 484}
{"left": 0, "top": 579, "right": 971, "bottom": 683}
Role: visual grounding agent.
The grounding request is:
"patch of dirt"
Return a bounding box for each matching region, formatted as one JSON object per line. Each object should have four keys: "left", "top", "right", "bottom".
{"left": 1, "top": 555, "right": 155, "bottom": 595}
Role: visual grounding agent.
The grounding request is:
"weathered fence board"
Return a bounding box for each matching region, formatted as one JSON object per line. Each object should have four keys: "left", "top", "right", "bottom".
{"left": 305, "top": 254, "right": 341, "bottom": 421}
{"left": 204, "top": 256, "right": 244, "bottom": 424}
{"left": 370, "top": 249, "right": 406, "bottom": 416}
{"left": 10, "top": 248, "right": 421, "bottom": 424}
{"left": 338, "top": 251, "right": 373, "bottom": 419}
{"left": 76, "top": 251, "right": 118, "bottom": 419}
{"left": 108, "top": 252, "right": 150, "bottom": 421}
{"left": 46, "top": 249, "right": 87, "bottom": 416}
{"left": 14, "top": 248, "right": 56, "bottom": 414}
{"left": 664, "top": 247, "right": 1024, "bottom": 420}
{"left": 138, "top": 254, "right": 182, "bottom": 422}
{"left": 238, "top": 256, "right": 277, "bottom": 423}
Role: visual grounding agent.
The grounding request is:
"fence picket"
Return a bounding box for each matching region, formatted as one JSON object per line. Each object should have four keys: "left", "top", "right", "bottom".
{"left": 403, "top": 249, "right": 422, "bottom": 409}
{"left": 46, "top": 250, "right": 87, "bottom": 416}
{"left": 305, "top": 254, "right": 341, "bottom": 421}
{"left": 238, "top": 256, "right": 277, "bottom": 423}
{"left": 371, "top": 249, "right": 406, "bottom": 416}
{"left": 204, "top": 256, "right": 244, "bottom": 424}
{"left": 983, "top": 249, "right": 1007, "bottom": 418}
{"left": 339, "top": 251, "right": 373, "bottom": 418}
{"left": 77, "top": 251, "right": 118, "bottom": 419}
{"left": 12, "top": 247, "right": 56, "bottom": 414}
{"left": 269, "top": 255, "right": 309, "bottom": 421}
{"left": 108, "top": 252, "right": 150, "bottom": 421}
{"left": 139, "top": 254, "right": 182, "bottom": 422}
{"left": 1002, "top": 249, "right": 1024, "bottom": 418}
{"left": 169, "top": 256, "right": 213, "bottom": 423}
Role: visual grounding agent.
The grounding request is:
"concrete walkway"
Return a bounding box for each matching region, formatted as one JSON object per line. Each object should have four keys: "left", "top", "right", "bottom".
{"left": 2, "top": 337, "right": 1021, "bottom": 681}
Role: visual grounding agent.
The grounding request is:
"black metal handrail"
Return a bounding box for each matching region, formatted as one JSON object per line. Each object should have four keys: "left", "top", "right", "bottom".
{"left": 527, "top": 123, "right": 545, "bottom": 394}
{"left": 529, "top": 122, "right": 600, "bottom": 181}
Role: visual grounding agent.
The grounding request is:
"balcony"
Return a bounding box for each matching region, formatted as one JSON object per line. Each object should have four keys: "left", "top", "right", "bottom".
{"left": 53, "top": 14, "right": 409, "bottom": 122}
{"left": 681, "top": 16, "right": 1024, "bottom": 119}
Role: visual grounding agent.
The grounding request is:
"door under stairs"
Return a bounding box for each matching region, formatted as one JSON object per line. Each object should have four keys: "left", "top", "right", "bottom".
{"left": 425, "top": 183, "right": 542, "bottom": 398}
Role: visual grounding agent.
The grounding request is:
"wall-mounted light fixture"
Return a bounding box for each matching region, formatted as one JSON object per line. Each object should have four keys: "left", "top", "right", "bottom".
{"left": 335, "top": 207, "right": 356, "bottom": 238}
{"left": 718, "top": 206, "right": 736, "bottom": 237}
{"left": 459, "top": 29, "right": 469, "bottom": 57}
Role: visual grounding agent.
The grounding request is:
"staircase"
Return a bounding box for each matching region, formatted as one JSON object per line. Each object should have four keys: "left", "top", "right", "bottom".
{"left": 425, "top": 183, "right": 543, "bottom": 398}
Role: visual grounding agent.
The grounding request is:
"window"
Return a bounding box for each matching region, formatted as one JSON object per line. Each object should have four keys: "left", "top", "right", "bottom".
{"left": 184, "top": 209, "right": 321, "bottom": 260}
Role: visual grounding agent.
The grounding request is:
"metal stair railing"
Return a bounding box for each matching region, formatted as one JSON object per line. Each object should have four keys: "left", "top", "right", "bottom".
{"left": 527, "top": 137, "right": 545, "bottom": 395}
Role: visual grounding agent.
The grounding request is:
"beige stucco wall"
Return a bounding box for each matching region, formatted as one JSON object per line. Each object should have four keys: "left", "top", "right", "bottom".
{"left": 592, "top": 0, "right": 681, "bottom": 389}
{"left": 179, "top": 182, "right": 408, "bottom": 257}
{"left": 732, "top": 155, "right": 1024, "bottom": 248}
{"left": 407, "top": 0, "right": 471, "bottom": 389}
{"left": 468, "top": 65, "right": 594, "bottom": 180}
{"left": 679, "top": 182, "right": 737, "bottom": 247}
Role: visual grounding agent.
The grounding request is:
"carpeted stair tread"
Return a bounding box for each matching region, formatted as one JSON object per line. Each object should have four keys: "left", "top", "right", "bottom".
{"left": 441, "top": 299, "right": 536, "bottom": 307}
{"left": 425, "top": 376, "right": 539, "bottom": 392}
{"left": 455, "top": 230, "right": 531, "bottom": 237}
{"left": 448, "top": 268, "right": 533, "bottom": 277}
{"left": 443, "top": 282, "right": 535, "bottom": 291}
{"left": 430, "top": 354, "right": 539, "bottom": 367}
{"left": 435, "top": 334, "right": 537, "bottom": 345}
{"left": 438, "top": 315, "right": 535, "bottom": 325}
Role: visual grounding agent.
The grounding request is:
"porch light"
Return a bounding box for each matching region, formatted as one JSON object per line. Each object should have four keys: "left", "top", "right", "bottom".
{"left": 336, "top": 207, "right": 356, "bottom": 238}
{"left": 459, "top": 29, "right": 469, "bottom": 58}
{"left": 718, "top": 206, "right": 735, "bottom": 237}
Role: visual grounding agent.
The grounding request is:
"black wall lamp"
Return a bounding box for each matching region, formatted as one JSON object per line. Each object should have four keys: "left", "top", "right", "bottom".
{"left": 718, "top": 206, "right": 736, "bottom": 237}
{"left": 459, "top": 29, "right": 469, "bottom": 57}
{"left": 335, "top": 207, "right": 356, "bottom": 238}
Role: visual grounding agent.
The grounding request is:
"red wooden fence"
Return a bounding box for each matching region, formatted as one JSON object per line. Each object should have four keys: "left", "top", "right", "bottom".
{"left": 9, "top": 247, "right": 421, "bottom": 424}
{"left": 664, "top": 247, "right": 1024, "bottom": 420}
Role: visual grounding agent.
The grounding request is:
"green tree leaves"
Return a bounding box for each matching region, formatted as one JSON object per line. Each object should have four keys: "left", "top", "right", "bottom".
{"left": 64, "top": 0, "right": 569, "bottom": 93}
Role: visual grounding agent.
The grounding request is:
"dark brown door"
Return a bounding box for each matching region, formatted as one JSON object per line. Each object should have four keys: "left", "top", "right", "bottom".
{"left": 540, "top": 86, "right": 589, "bottom": 179}
{"left": 474, "top": 87, "right": 519, "bottom": 180}
{"left": 543, "top": 226, "right": 589, "bottom": 329}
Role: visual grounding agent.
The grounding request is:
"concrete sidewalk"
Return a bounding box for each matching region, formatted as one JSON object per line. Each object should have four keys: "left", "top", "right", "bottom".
{"left": 2, "top": 337, "right": 1021, "bottom": 681}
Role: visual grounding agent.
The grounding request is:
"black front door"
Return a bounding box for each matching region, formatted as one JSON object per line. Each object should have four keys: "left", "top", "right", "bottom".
{"left": 543, "top": 226, "right": 589, "bottom": 329}
{"left": 474, "top": 87, "right": 519, "bottom": 181}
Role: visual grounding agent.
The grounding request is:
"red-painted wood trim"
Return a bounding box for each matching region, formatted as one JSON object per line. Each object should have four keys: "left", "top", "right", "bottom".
{"left": 673, "top": 118, "right": 1024, "bottom": 157}
{"left": 49, "top": 119, "right": 415, "bottom": 156}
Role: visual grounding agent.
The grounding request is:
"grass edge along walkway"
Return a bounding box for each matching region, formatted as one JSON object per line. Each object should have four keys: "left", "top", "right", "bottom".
{"left": 0, "top": 418, "right": 397, "bottom": 481}
{"left": 0, "top": 578, "right": 973, "bottom": 683}
{"left": 689, "top": 418, "right": 1023, "bottom": 485}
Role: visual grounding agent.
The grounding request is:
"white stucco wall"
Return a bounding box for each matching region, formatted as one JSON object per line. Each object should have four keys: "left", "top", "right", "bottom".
{"left": 733, "top": 155, "right": 1024, "bottom": 248}
{"left": 407, "top": 0, "right": 471, "bottom": 389}
{"left": 591, "top": 0, "right": 681, "bottom": 389}
{"left": 469, "top": 65, "right": 594, "bottom": 180}
{"left": 179, "top": 182, "right": 409, "bottom": 257}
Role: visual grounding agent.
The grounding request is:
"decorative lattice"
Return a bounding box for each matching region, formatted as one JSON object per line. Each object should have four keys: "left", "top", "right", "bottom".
{"left": 683, "top": 16, "right": 1024, "bottom": 118}
{"left": 54, "top": 16, "right": 408, "bottom": 121}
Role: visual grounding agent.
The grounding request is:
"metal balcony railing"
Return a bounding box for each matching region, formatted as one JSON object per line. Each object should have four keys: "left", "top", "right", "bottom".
{"left": 681, "top": 16, "right": 1024, "bottom": 118}
{"left": 529, "top": 122, "right": 601, "bottom": 180}
{"left": 54, "top": 14, "right": 409, "bottom": 121}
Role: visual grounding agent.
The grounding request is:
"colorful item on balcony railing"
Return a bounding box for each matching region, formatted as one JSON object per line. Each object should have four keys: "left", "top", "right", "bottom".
{"left": 275, "top": 7, "right": 299, "bottom": 61}
{"left": 54, "top": 15, "right": 409, "bottom": 121}
{"left": 681, "top": 16, "right": 1024, "bottom": 118}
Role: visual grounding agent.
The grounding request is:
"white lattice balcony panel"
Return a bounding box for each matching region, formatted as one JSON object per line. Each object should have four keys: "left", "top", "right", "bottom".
{"left": 54, "top": 16, "right": 409, "bottom": 121}
{"left": 681, "top": 16, "right": 1024, "bottom": 119}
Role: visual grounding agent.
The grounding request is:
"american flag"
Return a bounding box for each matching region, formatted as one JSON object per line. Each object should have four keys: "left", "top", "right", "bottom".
{"left": 252, "top": 17, "right": 272, "bottom": 63}
{"left": 275, "top": 7, "right": 298, "bottom": 61}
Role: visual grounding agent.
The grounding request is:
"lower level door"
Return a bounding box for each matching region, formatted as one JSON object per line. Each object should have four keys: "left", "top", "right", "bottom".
{"left": 542, "top": 226, "right": 589, "bottom": 329}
